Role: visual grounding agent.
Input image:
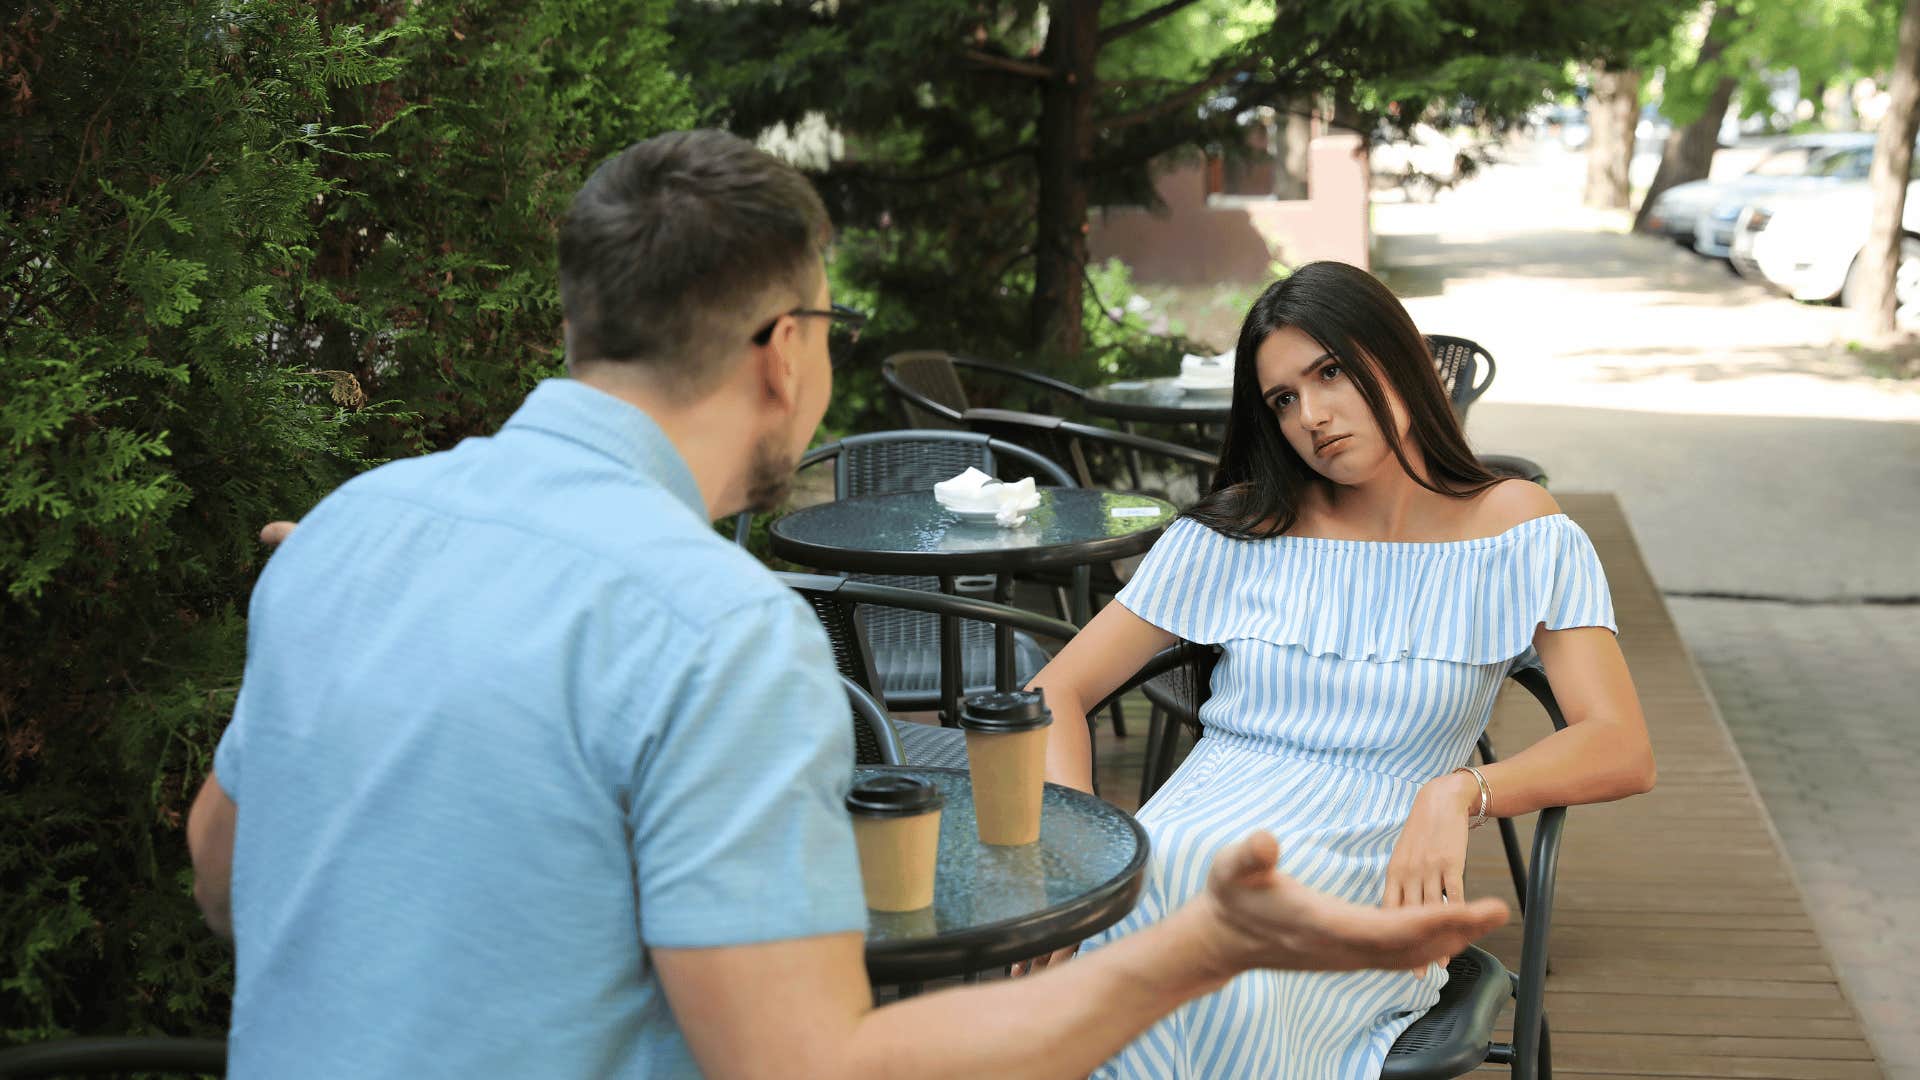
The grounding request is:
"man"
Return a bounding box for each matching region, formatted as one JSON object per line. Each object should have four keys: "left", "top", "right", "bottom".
{"left": 188, "top": 129, "right": 1505, "bottom": 1078}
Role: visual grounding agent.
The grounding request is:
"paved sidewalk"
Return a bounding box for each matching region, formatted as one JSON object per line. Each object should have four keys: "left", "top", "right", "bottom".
{"left": 1370, "top": 141, "right": 1920, "bottom": 1078}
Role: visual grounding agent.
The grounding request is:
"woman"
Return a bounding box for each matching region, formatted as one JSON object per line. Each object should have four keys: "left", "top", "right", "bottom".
{"left": 1021, "top": 262, "right": 1655, "bottom": 1078}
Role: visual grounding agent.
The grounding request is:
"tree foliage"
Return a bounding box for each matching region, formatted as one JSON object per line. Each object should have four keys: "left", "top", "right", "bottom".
{"left": 675, "top": 0, "right": 1691, "bottom": 367}
{"left": 1, "top": 0, "right": 691, "bottom": 1040}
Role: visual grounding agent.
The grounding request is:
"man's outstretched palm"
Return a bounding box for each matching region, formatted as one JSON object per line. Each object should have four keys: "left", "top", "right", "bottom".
{"left": 1197, "top": 831, "right": 1507, "bottom": 978}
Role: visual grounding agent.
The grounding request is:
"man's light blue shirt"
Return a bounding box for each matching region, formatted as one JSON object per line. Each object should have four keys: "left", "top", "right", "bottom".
{"left": 215, "top": 379, "right": 865, "bottom": 1077}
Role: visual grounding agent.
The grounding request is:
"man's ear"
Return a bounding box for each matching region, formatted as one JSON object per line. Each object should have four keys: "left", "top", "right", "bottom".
{"left": 755, "top": 321, "right": 804, "bottom": 414}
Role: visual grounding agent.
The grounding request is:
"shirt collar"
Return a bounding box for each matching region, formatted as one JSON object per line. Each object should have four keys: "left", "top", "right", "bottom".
{"left": 501, "top": 379, "right": 707, "bottom": 519}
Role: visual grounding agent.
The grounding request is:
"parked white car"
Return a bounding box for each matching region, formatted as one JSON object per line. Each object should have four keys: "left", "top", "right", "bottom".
{"left": 1692, "top": 140, "right": 1875, "bottom": 260}
{"left": 1643, "top": 133, "right": 1875, "bottom": 248}
{"left": 1731, "top": 175, "right": 1920, "bottom": 311}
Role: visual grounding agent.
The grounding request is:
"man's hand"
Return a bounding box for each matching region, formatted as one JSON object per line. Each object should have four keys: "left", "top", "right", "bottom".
{"left": 1194, "top": 832, "right": 1506, "bottom": 981}
{"left": 259, "top": 521, "right": 297, "bottom": 546}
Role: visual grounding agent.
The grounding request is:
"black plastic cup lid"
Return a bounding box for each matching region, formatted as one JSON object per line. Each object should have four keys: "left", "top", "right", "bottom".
{"left": 958, "top": 690, "right": 1053, "bottom": 733}
{"left": 845, "top": 775, "right": 944, "bottom": 817}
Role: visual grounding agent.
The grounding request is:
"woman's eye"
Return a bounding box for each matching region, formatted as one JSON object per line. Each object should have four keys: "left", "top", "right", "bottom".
{"left": 1272, "top": 392, "right": 1295, "bottom": 410}
{"left": 1321, "top": 363, "right": 1342, "bottom": 380}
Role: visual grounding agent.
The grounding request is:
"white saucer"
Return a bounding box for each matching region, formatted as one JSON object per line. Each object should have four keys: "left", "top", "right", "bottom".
{"left": 942, "top": 504, "right": 1005, "bottom": 523}
{"left": 1175, "top": 380, "right": 1234, "bottom": 397}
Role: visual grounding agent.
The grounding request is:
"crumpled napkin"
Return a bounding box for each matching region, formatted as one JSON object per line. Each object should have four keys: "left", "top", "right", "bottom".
{"left": 934, "top": 468, "right": 1042, "bottom": 527}
{"left": 1177, "top": 349, "right": 1235, "bottom": 389}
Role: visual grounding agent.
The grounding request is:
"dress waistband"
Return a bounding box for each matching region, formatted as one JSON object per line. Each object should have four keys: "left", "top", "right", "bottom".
{"left": 1200, "top": 730, "right": 1448, "bottom": 786}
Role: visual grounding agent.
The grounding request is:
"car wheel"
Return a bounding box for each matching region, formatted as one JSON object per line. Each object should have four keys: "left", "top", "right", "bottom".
{"left": 1842, "top": 235, "right": 1920, "bottom": 309}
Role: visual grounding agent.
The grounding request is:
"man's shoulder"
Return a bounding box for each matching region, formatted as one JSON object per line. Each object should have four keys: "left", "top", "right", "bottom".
{"left": 299, "top": 445, "right": 800, "bottom": 636}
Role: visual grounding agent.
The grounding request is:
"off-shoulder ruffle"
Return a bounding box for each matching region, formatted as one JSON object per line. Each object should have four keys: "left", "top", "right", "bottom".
{"left": 1113, "top": 514, "right": 1616, "bottom": 665}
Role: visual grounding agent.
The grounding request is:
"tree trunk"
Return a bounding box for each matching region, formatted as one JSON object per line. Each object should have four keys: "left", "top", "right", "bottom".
{"left": 1584, "top": 64, "right": 1640, "bottom": 210}
{"left": 1858, "top": 0, "right": 1920, "bottom": 337}
{"left": 1271, "top": 96, "right": 1311, "bottom": 199}
{"left": 1029, "top": 0, "right": 1101, "bottom": 359}
{"left": 1632, "top": 3, "right": 1741, "bottom": 231}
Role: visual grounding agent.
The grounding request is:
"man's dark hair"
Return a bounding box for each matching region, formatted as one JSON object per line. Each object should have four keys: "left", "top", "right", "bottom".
{"left": 557, "top": 129, "right": 830, "bottom": 396}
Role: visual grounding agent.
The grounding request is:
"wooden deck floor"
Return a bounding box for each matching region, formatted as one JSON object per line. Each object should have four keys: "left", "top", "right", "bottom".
{"left": 1093, "top": 493, "right": 1883, "bottom": 1078}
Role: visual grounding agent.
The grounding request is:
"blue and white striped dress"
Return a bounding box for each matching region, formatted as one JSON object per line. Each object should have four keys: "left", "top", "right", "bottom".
{"left": 1089, "top": 512, "right": 1616, "bottom": 1079}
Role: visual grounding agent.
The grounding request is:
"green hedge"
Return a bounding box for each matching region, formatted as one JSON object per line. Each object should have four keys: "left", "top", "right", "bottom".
{"left": 1, "top": 0, "right": 689, "bottom": 1041}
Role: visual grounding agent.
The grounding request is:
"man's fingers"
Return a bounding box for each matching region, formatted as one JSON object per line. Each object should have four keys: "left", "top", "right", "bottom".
{"left": 259, "top": 521, "right": 297, "bottom": 546}
{"left": 1215, "top": 831, "right": 1281, "bottom": 887}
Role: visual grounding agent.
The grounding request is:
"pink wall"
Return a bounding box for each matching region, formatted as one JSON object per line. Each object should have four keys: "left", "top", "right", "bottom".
{"left": 1086, "top": 134, "right": 1370, "bottom": 284}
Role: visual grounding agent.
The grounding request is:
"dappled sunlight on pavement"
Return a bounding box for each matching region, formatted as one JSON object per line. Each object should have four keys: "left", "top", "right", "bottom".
{"left": 1376, "top": 141, "right": 1920, "bottom": 423}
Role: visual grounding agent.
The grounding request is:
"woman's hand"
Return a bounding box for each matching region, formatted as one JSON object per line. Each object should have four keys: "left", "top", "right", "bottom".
{"left": 1009, "top": 942, "right": 1079, "bottom": 977}
{"left": 1381, "top": 771, "right": 1479, "bottom": 909}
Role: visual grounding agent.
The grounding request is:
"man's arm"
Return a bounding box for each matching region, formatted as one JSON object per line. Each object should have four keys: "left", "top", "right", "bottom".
{"left": 186, "top": 771, "right": 237, "bottom": 940}
{"left": 655, "top": 831, "right": 1506, "bottom": 1080}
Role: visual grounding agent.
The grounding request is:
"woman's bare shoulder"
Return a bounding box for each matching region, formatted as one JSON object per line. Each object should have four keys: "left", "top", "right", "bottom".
{"left": 1471, "top": 478, "right": 1561, "bottom": 533}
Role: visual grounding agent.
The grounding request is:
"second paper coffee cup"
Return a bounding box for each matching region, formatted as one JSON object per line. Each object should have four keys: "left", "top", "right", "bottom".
{"left": 846, "top": 776, "right": 944, "bottom": 911}
{"left": 959, "top": 690, "right": 1053, "bottom": 845}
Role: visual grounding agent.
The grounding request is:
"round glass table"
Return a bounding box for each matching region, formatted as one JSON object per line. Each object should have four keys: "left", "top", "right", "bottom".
{"left": 858, "top": 766, "right": 1150, "bottom": 985}
{"left": 767, "top": 488, "right": 1177, "bottom": 577}
{"left": 1083, "top": 376, "right": 1235, "bottom": 424}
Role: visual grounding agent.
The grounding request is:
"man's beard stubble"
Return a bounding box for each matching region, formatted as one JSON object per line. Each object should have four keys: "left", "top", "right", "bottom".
{"left": 742, "top": 428, "right": 797, "bottom": 515}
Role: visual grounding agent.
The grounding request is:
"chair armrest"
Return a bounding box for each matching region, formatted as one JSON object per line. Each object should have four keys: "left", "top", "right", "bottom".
{"left": 950, "top": 356, "right": 1088, "bottom": 402}
{"left": 0, "top": 1037, "right": 227, "bottom": 1077}
{"left": 842, "top": 674, "right": 906, "bottom": 766}
{"left": 1061, "top": 418, "right": 1220, "bottom": 471}
{"left": 1512, "top": 805, "right": 1564, "bottom": 1080}
{"left": 1089, "top": 643, "right": 1191, "bottom": 716}
{"left": 1503, "top": 662, "right": 1567, "bottom": 1080}
{"left": 775, "top": 572, "right": 1080, "bottom": 644}
{"left": 962, "top": 408, "right": 1221, "bottom": 474}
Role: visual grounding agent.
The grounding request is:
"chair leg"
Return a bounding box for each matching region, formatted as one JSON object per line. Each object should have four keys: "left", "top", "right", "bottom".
{"left": 1139, "top": 706, "right": 1166, "bottom": 807}
{"left": 1497, "top": 816, "right": 1528, "bottom": 916}
{"left": 1108, "top": 698, "right": 1127, "bottom": 738}
{"left": 1537, "top": 1014, "right": 1552, "bottom": 1080}
{"left": 1150, "top": 716, "right": 1184, "bottom": 796}
{"left": 1479, "top": 733, "right": 1528, "bottom": 914}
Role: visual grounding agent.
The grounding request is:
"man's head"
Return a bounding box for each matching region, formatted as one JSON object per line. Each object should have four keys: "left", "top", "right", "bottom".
{"left": 558, "top": 130, "right": 837, "bottom": 513}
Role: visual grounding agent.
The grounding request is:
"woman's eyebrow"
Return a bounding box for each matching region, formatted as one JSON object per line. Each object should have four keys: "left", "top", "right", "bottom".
{"left": 1263, "top": 352, "right": 1336, "bottom": 403}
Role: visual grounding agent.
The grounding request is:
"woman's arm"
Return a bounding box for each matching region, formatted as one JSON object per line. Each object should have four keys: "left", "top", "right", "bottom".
{"left": 1384, "top": 624, "right": 1655, "bottom": 908}
{"left": 1445, "top": 624, "right": 1656, "bottom": 816}
{"left": 1025, "top": 600, "right": 1177, "bottom": 793}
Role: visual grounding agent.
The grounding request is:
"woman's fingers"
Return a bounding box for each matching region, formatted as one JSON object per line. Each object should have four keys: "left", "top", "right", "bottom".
{"left": 1445, "top": 870, "right": 1466, "bottom": 907}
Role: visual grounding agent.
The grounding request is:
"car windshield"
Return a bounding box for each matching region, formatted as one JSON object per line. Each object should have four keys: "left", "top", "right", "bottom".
{"left": 1747, "top": 147, "right": 1815, "bottom": 176}
{"left": 1809, "top": 148, "right": 1871, "bottom": 180}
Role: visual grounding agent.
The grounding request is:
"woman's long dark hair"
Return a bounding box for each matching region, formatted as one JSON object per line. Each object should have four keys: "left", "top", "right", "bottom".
{"left": 1185, "top": 261, "right": 1500, "bottom": 539}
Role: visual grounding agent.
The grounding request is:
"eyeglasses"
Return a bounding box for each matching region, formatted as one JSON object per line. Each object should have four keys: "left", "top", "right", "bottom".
{"left": 750, "top": 303, "right": 869, "bottom": 367}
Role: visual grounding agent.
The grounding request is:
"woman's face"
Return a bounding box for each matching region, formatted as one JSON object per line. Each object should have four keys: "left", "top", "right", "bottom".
{"left": 1254, "top": 324, "right": 1411, "bottom": 486}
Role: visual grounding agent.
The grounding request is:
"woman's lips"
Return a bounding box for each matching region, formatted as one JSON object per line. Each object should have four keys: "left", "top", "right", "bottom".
{"left": 1314, "top": 434, "right": 1351, "bottom": 455}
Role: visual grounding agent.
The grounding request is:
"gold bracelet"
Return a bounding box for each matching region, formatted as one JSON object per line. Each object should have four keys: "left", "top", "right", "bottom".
{"left": 1454, "top": 765, "right": 1491, "bottom": 830}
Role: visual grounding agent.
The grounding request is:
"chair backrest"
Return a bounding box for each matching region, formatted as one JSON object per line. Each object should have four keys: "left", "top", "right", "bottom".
{"left": 829, "top": 430, "right": 1075, "bottom": 498}
{"left": 1425, "top": 334, "right": 1497, "bottom": 417}
{"left": 960, "top": 408, "right": 1219, "bottom": 506}
{"left": 882, "top": 351, "right": 970, "bottom": 430}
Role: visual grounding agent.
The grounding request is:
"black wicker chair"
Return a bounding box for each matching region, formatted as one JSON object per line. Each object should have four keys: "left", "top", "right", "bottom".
{"left": 780, "top": 572, "right": 1086, "bottom": 772}
{"left": 1426, "top": 334, "right": 1496, "bottom": 419}
{"left": 0, "top": 1036, "right": 226, "bottom": 1077}
{"left": 881, "top": 350, "right": 1088, "bottom": 431}
{"left": 743, "top": 431, "right": 1103, "bottom": 728}
{"left": 1137, "top": 648, "right": 1565, "bottom": 1079}
{"left": 959, "top": 407, "right": 1219, "bottom": 508}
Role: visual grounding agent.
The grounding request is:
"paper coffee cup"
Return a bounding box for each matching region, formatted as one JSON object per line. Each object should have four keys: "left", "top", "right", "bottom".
{"left": 960, "top": 690, "right": 1053, "bottom": 846}
{"left": 846, "top": 776, "right": 944, "bottom": 911}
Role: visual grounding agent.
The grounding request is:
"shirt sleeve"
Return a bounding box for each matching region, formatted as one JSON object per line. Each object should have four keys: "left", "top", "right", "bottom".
{"left": 1538, "top": 518, "right": 1617, "bottom": 635}
{"left": 626, "top": 594, "right": 867, "bottom": 949}
{"left": 1111, "top": 518, "right": 1236, "bottom": 642}
{"left": 1511, "top": 518, "right": 1618, "bottom": 672}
